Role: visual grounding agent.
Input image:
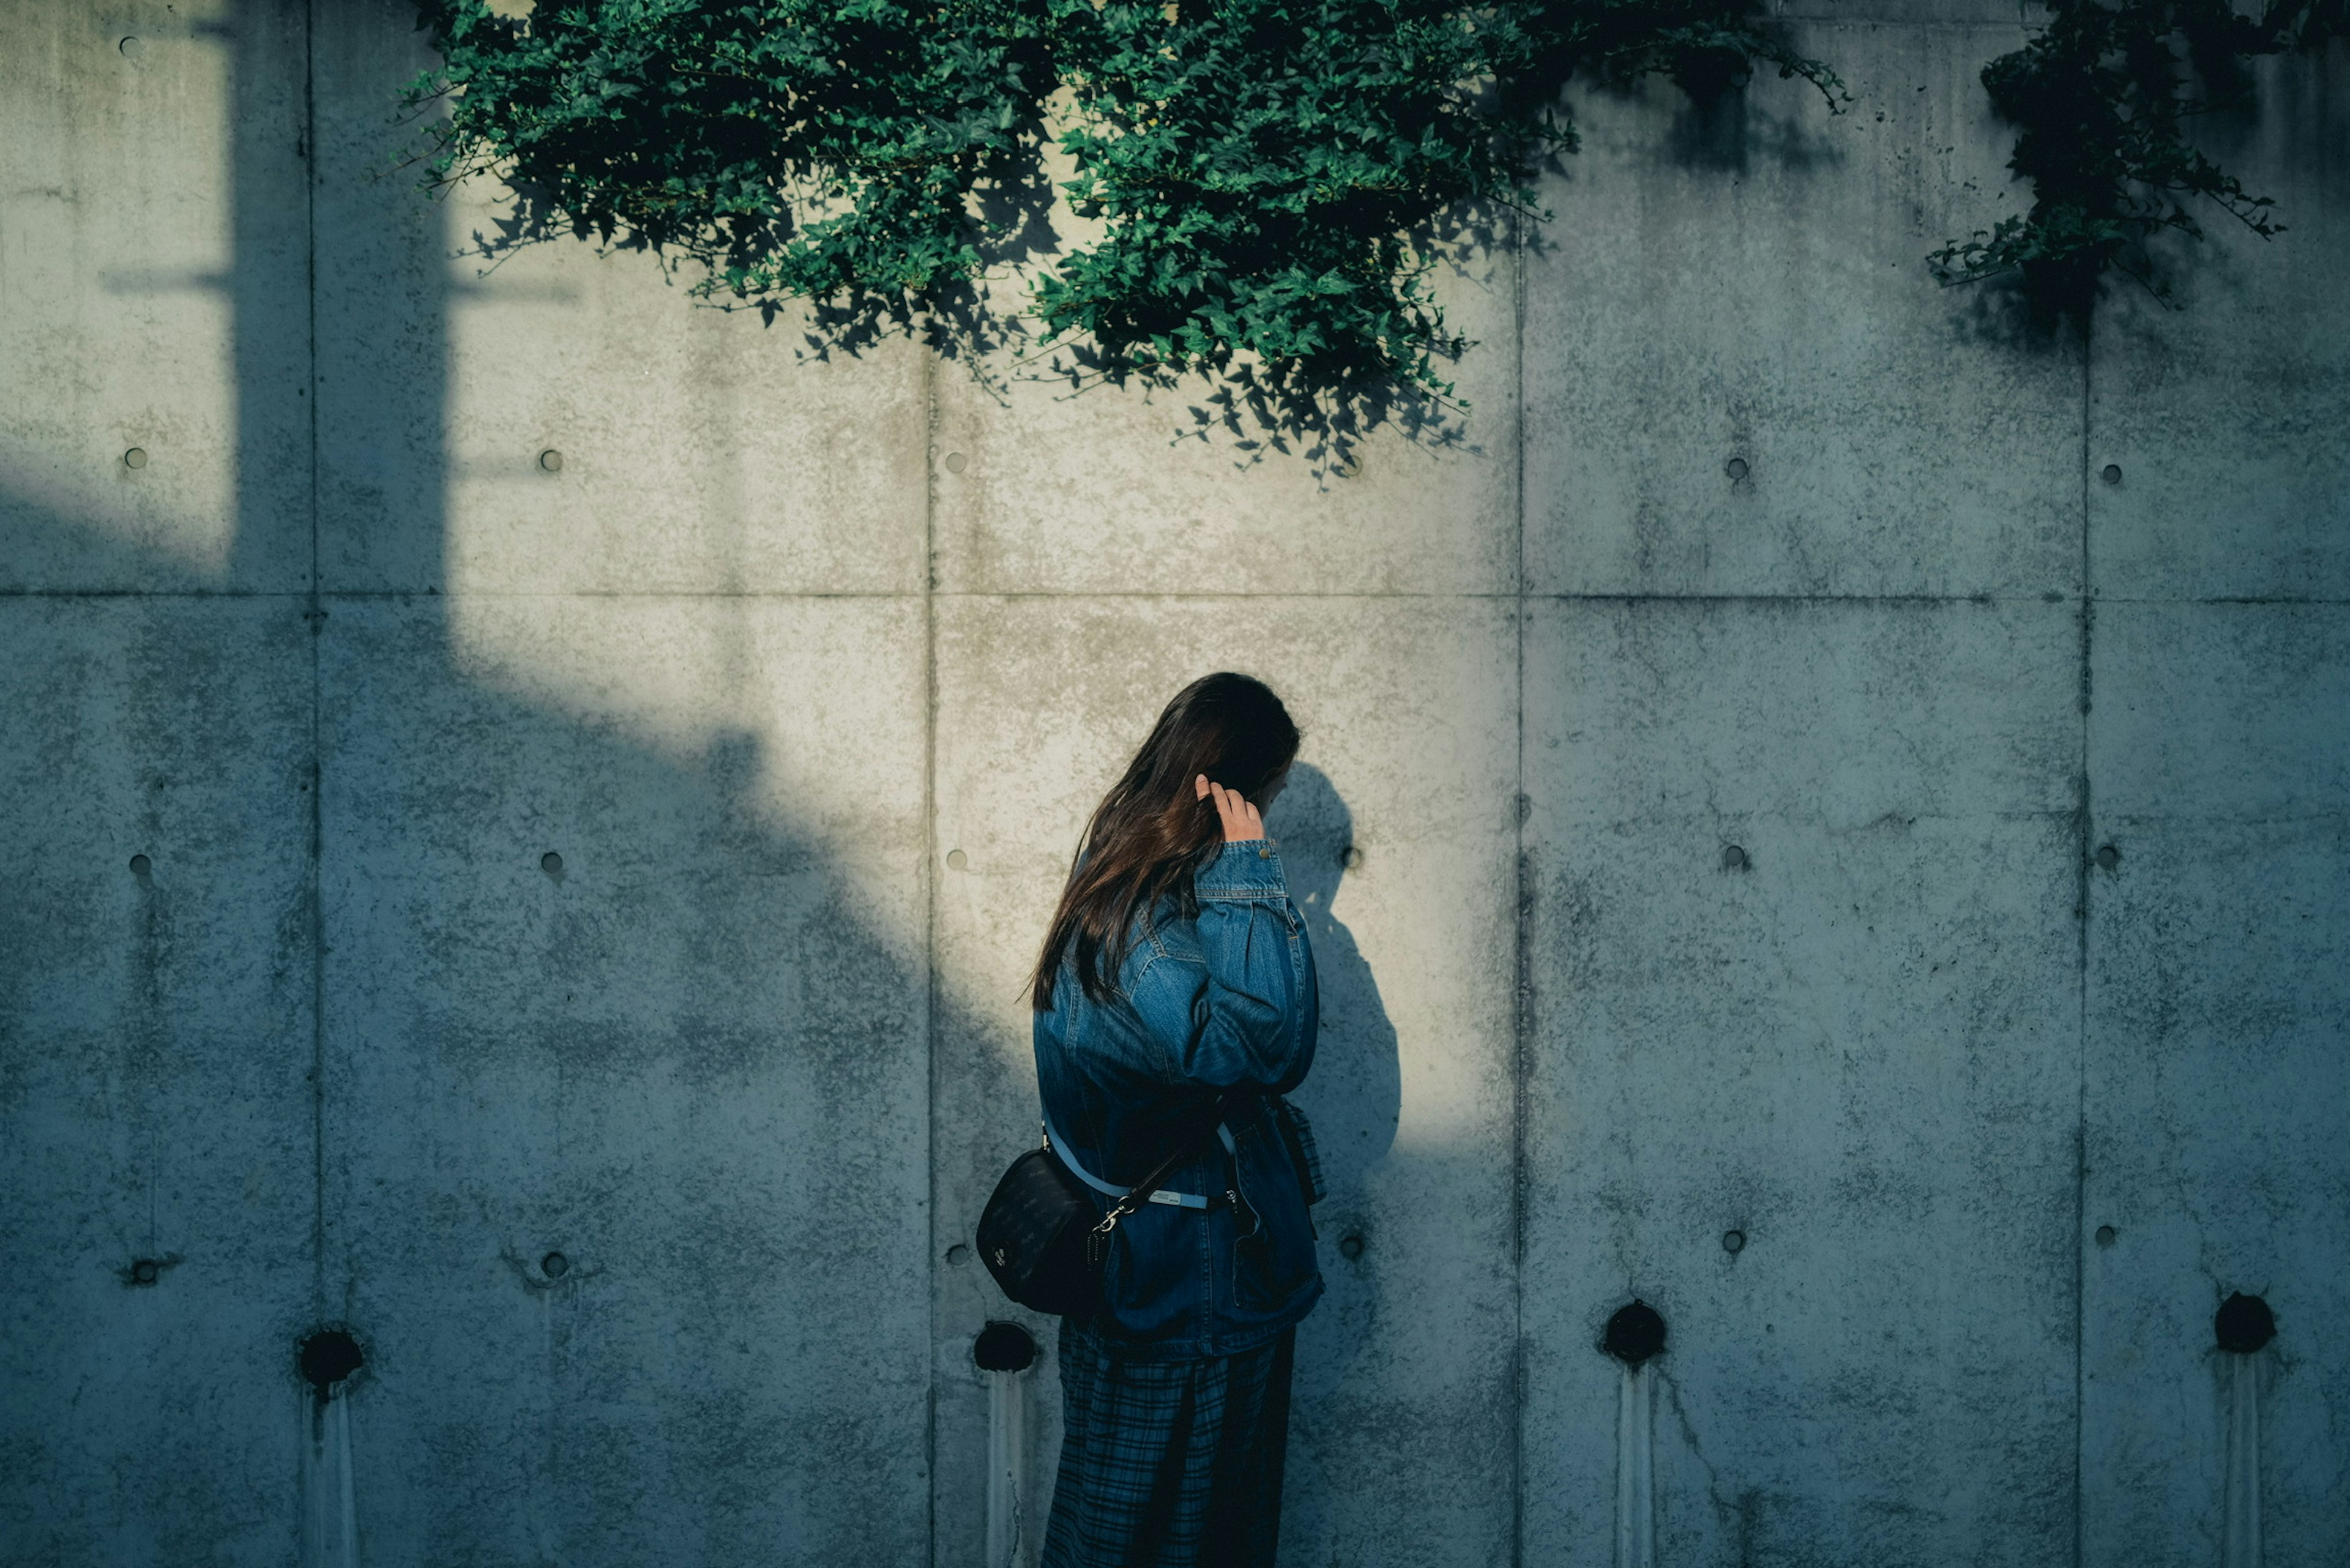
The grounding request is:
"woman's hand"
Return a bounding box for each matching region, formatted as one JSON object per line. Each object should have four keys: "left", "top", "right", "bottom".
{"left": 1196, "top": 774, "right": 1266, "bottom": 844}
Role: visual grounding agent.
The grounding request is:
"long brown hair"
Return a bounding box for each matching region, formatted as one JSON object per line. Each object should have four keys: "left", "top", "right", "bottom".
{"left": 1030, "top": 673, "right": 1300, "bottom": 1010}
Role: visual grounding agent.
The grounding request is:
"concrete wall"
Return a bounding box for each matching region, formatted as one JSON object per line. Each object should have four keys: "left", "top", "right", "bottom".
{"left": 2, "top": 2, "right": 2343, "bottom": 1564}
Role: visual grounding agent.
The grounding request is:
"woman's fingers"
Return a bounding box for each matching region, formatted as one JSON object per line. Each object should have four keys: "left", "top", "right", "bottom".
{"left": 1199, "top": 778, "right": 1264, "bottom": 843}
{"left": 1196, "top": 775, "right": 1268, "bottom": 843}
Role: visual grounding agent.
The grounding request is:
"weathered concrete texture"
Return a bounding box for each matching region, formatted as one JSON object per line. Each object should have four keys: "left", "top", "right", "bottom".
{"left": 2083, "top": 605, "right": 2350, "bottom": 1567}
{"left": 0, "top": 599, "right": 315, "bottom": 1561}
{"left": 929, "top": 597, "right": 1520, "bottom": 1566}
{"left": 0, "top": 0, "right": 311, "bottom": 592}
{"left": 1521, "top": 600, "right": 2083, "bottom": 1566}
{"left": 929, "top": 248, "right": 1520, "bottom": 597}
{"left": 1524, "top": 18, "right": 2083, "bottom": 598}
{"left": 6, "top": 0, "right": 2350, "bottom": 1561}
{"left": 317, "top": 597, "right": 932, "bottom": 1565}
{"left": 2088, "top": 47, "right": 2350, "bottom": 602}
{"left": 310, "top": 8, "right": 934, "bottom": 600}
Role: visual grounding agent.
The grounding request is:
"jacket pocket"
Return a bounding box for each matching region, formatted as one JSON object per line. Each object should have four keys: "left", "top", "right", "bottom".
{"left": 1230, "top": 1122, "right": 1318, "bottom": 1312}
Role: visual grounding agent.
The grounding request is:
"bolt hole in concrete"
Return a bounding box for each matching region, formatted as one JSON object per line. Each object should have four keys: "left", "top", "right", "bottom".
{"left": 2215, "top": 1292, "right": 2275, "bottom": 1354}
{"left": 129, "top": 853, "right": 151, "bottom": 878}
{"left": 1720, "top": 1229, "right": 1745, "bottom": 1255}
{"left": 118, "top": 35, "right": 141, "bottom": 56}
{"left": 2102, "top": 463, "right": 2123, "bottom": 485}
{"left": 2095, "top": 1225, "right": 2117, "bottom": 1247}
{"left": 1604, "top": 1300, "right": 1667, "bottom": 1365}
{"left": 540, "top": 850, "right": 563, "bottom": 876}
{"left": 1338, "top": 1233, "right": 1365, "bottom": 1261}
{"left": 1725, "top": 456, "right": 1749, "bottom": 482}
{"left": 946, "top": 849, "right": 968, "bottom": 870}
{"left": 1340, "top": 846, "right": 1364, "bottom": 870}
{"left": 541, "top": 1251, "right": 569, "bottom": 1279}
{"left": 973, "top": 1321, "right": 1037, "bottom": 1373}
{"left": 946, "top": 1243, "right": 971, "bottom": 1267}
{"left": 944, "top": 450, "right": 968, "bottom": 474}
{"left": 130, "top": 1259, "right": 160, "bottom": 1285}
{"left": 122, "top": 447, "right": 147, "bottom": 469}
{"left": 2095, "top": 843, "right": 2121, "bottom": 870}
{"left": 297, "top": 1329, "right": 365, "bottom": 1394}
{"left": 1721, "top": 843, "right": 1749, "bottom": 871}
{"left": 538, "top": 449, "right": 563, "bottom": 472}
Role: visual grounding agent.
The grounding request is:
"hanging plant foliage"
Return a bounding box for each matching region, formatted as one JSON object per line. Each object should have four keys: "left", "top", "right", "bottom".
{"left": 408, "top": 0, "right": 1058, "bottom": 326}
{"left": 406, "top": 0, "right": 1841, "bottom": 422}
{"left": 1037, "top": 0, "right": 1842, "bottom": 415}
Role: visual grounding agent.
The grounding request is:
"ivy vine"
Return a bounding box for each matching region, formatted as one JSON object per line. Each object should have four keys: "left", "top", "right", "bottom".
{"left": 1932, "top": 0, "right": 2344, "bottom": 316}
{"left": 404, "top": 1, "right": 2338, "bottom": 421}
{"left": 405, "top": 0, "right": 1842, "bottom": 427}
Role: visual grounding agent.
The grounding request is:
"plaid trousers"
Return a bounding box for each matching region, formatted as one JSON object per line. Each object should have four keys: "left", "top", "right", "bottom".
{"left": 1042, "top": 1317, "right": 1297, "bottom": 1568}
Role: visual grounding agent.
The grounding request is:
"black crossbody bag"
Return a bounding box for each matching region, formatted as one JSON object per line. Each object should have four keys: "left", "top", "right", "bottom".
{"left": 976, "top": 1097, "right": 1233, "bottom": 1318}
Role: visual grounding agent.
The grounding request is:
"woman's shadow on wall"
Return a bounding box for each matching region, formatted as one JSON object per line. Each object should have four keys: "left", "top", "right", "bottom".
{"left": 1267, "top": 764, "right": 1400, "bottom": 1201}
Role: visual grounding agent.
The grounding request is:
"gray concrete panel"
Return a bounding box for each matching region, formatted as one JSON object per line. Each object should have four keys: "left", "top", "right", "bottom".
{"left": 317, "top": 596, "right": 930, "bottom": 1565}
{"left": 1522, "top": 598, "right": 2083, "bottom": 1566}
{"left": 2083, "top": 604, "right": 2350, "bottom": 1566}
{"left": 1523, "top": 20, "right": 2084, "bottom": 599}
{"left": 0, "top": 597, "right": 314, "bottom": 1561}
{"left": 928, "top": 252, "right": 1519, "bottom": 597}
{"left": 309, "top": 2, "right": 449, "bottom": 599}
{"left": 0, "top": 0, "right": 310, "bottom": 592}
{"left": 311, "top": 8, "right": 929, "bottom": 599}
{"left": 928, "top": 596, "right": 1519, "bottom": 1565}
{"left": 2089, "top": 48, "right": 2350, "bottom": 603}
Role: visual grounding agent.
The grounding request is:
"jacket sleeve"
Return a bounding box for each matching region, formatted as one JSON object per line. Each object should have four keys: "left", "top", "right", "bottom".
{"left": 1130, "top": 840, "right": 1315, "bottom": 1089}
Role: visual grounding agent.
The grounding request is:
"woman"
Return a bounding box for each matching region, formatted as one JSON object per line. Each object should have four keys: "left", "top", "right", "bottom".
{"left": 1029, "top": 672, "right": 1326, "bottom": 1568}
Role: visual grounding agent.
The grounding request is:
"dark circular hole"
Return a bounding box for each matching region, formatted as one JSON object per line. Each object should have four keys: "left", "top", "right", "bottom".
{"left": 2094, "top": 1225, "right": 2117, "bottom": 1247}
{"left": 2094, "top": 844, "right": 2120, "bottom": 870}
{"left": 541, "top": 1251, "right": 569, "bottom": 1279}
{"left": 1340, "top": 846, "right": 1364, "bottom": 870}
{"left": 538, "top": 449, "right": 563, "bottom": 472}
{"left": 129, "top": 854, "right": 151, "bottom": 876}
{"left": 2214, "top": 1292, "right": 2275, "bottom": 1354}
{"left": 1725, "top": 457, "right": 1750, "bottom": 482}
{"left": 540, "top": 851, "right": 563, "bottom": 876}
{"left": 298, "top": 1329, "right": 365, "bottom": 1391}
{"left": 973, "top": 1321, "right": 1037, "bottom": 1373}
{"left": 1338, "top": 1233, "right": 1365, "bottom": 1261}
{"left": 1722, "top": 844, "right": 1748, "bottom": 871}
{"left": 2102, "top": 464, "right": 2122, "bottom": 485}
{"left": 130, "top": 1259, "right": 160, "bottom": 1285}
{"left": 1603, "top": 1300, "right": 1667, "bottom": 1365}
{"left": 945, "top": 1243, "right": 971, "bottom": 1267}
{"left": 1721, "top": 1230, "right": 1745, "bottom": 1254}
{"left": 122, "top": 446, "right": 147, "bottom": 468}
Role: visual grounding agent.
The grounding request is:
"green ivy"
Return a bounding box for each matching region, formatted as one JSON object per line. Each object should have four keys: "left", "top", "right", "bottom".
{"left": 1039, "top": 1, "right": 1840, "bottom": 416}
{"left": 408, "top": 0, "right": 1055, "bottom": 327}
{"left": 1931, "top": 0, "right": 2343, "bottom": 315}
{"left": 406, "top": 0, "right": 1841, "bottom": 422}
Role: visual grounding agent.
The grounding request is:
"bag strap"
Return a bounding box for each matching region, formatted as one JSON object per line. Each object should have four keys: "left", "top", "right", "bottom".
{"left": 1048, "top": 1096, "right": 1235, "bottom": 1237}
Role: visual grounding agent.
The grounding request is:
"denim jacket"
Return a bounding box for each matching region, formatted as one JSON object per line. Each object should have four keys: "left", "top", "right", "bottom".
{"left": 1032, "top": 839, "right": 1324, "bottom": 1359}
